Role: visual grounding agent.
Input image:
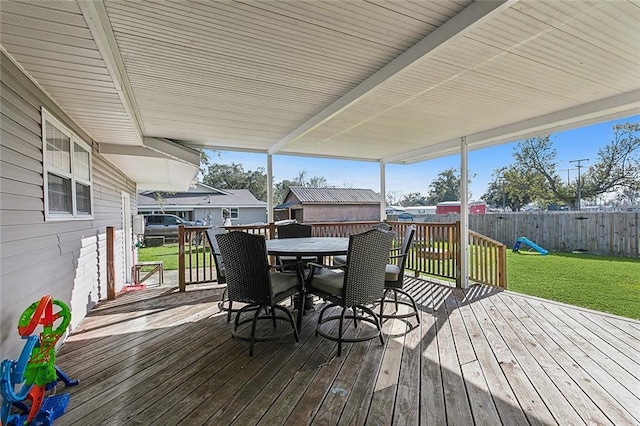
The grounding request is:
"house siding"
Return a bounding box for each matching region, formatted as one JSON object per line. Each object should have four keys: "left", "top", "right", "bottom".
{"left": 0, "top": 51, "right": 136, "bottom": 360}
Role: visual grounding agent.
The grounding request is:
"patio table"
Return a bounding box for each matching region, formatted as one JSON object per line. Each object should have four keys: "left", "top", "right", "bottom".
{"left": 266, "top": 237, "right": 349, "bottom": 328}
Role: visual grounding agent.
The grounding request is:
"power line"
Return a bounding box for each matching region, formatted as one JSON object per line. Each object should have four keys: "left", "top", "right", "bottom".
{"left": 569, "top": 158, "right": 589, "bottom": 210}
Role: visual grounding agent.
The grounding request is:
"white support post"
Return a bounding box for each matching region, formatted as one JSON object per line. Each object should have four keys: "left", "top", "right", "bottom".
{"left": 380, "top": 161, "right": 387, "bottom": 221}
{"left": 267, "top": 154, "right": 274, "bottom": 224}
{"left": 459, "top": 137, "right": 469, "bottom": 289}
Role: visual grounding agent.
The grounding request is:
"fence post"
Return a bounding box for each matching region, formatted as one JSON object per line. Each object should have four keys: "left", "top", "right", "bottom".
{"left": 106, "top": 226, "right": 116, "bottom": 300}
{"left": 178, "top": 225, "right": 186, "bottom": 292}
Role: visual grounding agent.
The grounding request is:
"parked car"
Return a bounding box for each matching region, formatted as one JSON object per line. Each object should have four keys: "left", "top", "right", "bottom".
{"left": 144, "top": 214, "right": 194, "bottom": 241}
{"left": 397, "top": 212, "right": 414, "bottom": 221}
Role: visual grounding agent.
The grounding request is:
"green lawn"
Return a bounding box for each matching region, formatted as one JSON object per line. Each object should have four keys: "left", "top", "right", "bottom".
{"left": 139, "top": 244, "right": 640, "bottom": 320}
{"left": 506, "top": 251, "right": 640, "bottom": 320}
{"left": 138, "top": 243, "right": 206, "bottom": 271}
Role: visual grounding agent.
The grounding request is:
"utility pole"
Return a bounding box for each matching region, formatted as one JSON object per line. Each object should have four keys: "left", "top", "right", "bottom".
{"left": 569, "top": 159, "right": 588, "bottom": 210}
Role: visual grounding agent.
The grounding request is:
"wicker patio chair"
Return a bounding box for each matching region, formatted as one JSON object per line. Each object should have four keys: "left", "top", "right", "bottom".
{"left": 275, "top": 223, "right": 315, "bottom": 270}
{"left": 206, "top": 228, "right": 239, "bottom": 323}
{"left": 381, "top": 225, "right": 420, "bottom": 324}
{"left": 307, "top": 228, "right": 393, "bottom": 355}
{"left": 215, "top": 231, "right": 303, "bottom": 356}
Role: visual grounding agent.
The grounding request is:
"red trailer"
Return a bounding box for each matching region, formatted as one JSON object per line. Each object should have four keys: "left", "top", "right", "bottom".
{"left": 436, "top": 201, "right": 486, "bottom": 214}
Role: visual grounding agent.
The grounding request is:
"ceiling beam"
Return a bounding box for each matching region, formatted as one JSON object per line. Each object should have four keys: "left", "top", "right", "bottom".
{"left": 268, "top": 0, "right": 516, "bottom": 155}
{"left": 78, "top": 0, "right": 145, "bottom": 141}
{"left": 384, "top": 89, "right": 640, "bottom": 164}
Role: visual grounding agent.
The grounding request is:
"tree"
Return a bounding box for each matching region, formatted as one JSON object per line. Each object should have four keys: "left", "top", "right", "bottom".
{"left": 399, "top": 192, "right": 429, "bottom": 206}
{"left": 512, "top": 123, "right": 640, "bottom": 209}
{"left": 273, "top": 169, "right": 330, "bottom": 205}
{"left": 202, "top": 162, "right": 268, "bottom": 201}
{"left": 426, "top": 168, "right": 460, "bottom": 204}
{"left": 386, "top": 190, "right": 403, "bottom": 206}
{"left": 482, "top": 166, "right": 548, "bottom": 211}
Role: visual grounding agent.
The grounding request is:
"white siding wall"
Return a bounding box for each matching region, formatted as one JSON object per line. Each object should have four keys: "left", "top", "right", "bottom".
{"left": 0, "top": 51, "right": 137, "bottom": 360}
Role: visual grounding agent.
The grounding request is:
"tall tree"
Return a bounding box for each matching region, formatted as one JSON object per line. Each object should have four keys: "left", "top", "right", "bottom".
{"left": 425, "top": 168, "right": 474, "bottom": 204}
{"left": 482, "top": 166, "right": 548, "bottom": 211}
{"left": 202, "top": 162, "right": 268, "bottom": 201}
{"left": 512, "top": 123, "right": 639, "bottom": 208}
{"left": 399, "top": 192, "right": 429, "bottom": 206}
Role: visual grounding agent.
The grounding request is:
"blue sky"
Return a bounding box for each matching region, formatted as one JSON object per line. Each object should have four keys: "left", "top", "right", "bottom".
{"left": 206, "top": 115, "right": 638, "bottom": 202}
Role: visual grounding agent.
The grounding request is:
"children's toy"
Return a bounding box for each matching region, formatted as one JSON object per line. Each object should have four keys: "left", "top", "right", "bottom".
{"left": 1, "top": 296, "right": 78, "bottom": 425}
{"left": 512, "top": 236, "right": 549, "bottom": 255}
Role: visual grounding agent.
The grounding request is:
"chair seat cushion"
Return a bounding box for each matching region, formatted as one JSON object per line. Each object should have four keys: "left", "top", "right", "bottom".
{"left": 270, "top": 271, "right": 301, "bottom": 296}
{"left": 385, "top": 263, "right": 401, "bottom": 281}
{"left": 333, "top": 255, "right": 347, "bottom": 266}
{"left": 309, "top": 270, "right": 344, "bottom": 297}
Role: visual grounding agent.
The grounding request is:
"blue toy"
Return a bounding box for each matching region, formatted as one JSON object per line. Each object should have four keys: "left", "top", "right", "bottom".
{"left": 512, "top": 237, "right": 549, "bottom": 255}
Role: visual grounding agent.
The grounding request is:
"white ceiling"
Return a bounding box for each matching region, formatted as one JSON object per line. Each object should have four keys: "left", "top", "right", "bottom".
{"left": 1, "top": 0, "right": 638, "bottom": 188}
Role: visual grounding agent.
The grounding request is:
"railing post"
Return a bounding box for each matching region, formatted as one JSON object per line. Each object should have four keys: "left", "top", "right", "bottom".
{"left": 499, "top": 245, "right": 507, "bottom": 288}
{"left": 106, "top": 226, "right": 116, "bottom": 300}
{"left": 269, "top": 222, "right": 276, "bottom": 239}
{"left": 178, "top": 225, "right": 186, "bottom": 292}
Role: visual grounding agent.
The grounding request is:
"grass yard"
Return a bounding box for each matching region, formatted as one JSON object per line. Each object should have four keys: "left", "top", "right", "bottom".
{"left": 138, "top": 243, "right": 204, "bottom": 271}
{"left": 506, "top": 251, "right": 640, "bottom": 320}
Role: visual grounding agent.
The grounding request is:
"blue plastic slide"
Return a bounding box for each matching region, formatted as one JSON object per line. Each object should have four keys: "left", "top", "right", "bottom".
{"left": 512, "top": 237, "right": 549, "bottom": 255}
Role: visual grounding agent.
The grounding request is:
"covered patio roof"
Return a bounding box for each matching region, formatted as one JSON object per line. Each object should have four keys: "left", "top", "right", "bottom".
{"left": 1, "top": 0, "right": 638, "bottom": 190}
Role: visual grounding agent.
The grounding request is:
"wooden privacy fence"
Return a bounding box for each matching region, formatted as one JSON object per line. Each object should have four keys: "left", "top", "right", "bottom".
{"left": 177, "top": 221, "right": 507, "bottom": 290}
{"left": 418, "top": 212, "right": 639, "bottom": 258}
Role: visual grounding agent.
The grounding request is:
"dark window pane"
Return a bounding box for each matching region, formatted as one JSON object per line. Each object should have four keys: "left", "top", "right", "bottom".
{"left": 76, "top": 182, "right": 91, "bottom": 215}
{"left": 48, "top": 173, "right": 72, "bottom": 214}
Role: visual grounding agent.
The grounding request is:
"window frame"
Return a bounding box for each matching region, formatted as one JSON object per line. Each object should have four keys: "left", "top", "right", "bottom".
{"left": 42, "top": 109, "right": 94, "bottom": 221}
{"left": 221, "top": 207, "right": 239, "bottom": 220}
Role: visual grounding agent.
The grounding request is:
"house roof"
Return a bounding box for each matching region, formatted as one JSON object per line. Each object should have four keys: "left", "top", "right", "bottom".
{"left": 138, "top": 187, "right": 267, "bottom": 208}
{"left": 287, "top": 187, "right": 381, "bottom": 205}
{"left": 1, "top": 1, "right": 638, "bottom": 189}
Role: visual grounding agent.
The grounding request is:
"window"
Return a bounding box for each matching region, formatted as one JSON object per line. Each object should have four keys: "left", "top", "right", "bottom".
{"left": 222, "top": 208, "right": 239, "bottom": 219}
{"left": 43, "top": 109, "right": 93, "bottom": 220}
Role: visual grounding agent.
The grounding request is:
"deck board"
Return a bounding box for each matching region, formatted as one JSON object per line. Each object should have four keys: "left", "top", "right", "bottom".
{"left": 51, "top": 279, "right": 640, "bottom": 425}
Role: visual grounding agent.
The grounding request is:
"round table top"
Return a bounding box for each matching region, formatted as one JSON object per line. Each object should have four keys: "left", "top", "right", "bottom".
{"left": 266, "top": 237, "right": 349, "bottom": 257}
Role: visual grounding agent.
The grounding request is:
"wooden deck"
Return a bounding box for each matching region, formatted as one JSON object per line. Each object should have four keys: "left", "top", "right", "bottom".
{"left": 54, "top": 278, "right": 640, "bottom": 425}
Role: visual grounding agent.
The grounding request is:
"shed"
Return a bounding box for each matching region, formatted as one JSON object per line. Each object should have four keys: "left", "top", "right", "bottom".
{"left": 276, "top": 187, "right": 381, "bottom": 223}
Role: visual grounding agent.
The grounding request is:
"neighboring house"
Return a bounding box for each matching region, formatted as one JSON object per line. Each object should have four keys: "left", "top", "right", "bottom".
{"left": 0, "top": 51, "right": 199, "bottom": 361}
{"left": 276, "top": 187, "right": 381, "bottom": 223}
{"left": 137, "top": 183, "right": 267, "bottom": 227}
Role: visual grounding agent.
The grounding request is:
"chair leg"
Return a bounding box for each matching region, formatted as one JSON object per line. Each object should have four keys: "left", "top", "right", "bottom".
{"left": 338, "top": 307, "right": 348, "bottom": 356}
{"left": 353, "top": 306, "right": 358, "bottom": 328}
{"left": 395, "top": 288, "right": 421, "bottom": 324}
{"left": 274, "top": 305, "right": 299, "bottom": 342}
{"left": 227, "top": 300, "right": 233, "bottom": 323}
{"left": 393, "top": 289, "right": 399, "bottom": 311}
{"left": 271, "top": 306, "right": 277, "bottom": 329}
{"left": 360, "top": 305, "right": 385, "bottom": 347}
{"left": 317, "top": 304, "right": 335, "bottom": 336}
{"left": 250, "top": 307, "right": 261, "bottom": 356}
